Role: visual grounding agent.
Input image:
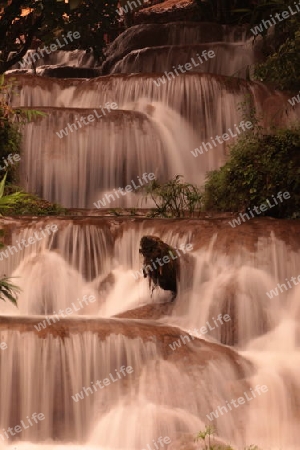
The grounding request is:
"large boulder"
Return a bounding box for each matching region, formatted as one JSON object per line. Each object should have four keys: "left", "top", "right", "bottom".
{"left": 139, "top": 235, "right": 180, "bottom": 300}
{"left": 134, "top": 0, "right": 198, "bottom": 24}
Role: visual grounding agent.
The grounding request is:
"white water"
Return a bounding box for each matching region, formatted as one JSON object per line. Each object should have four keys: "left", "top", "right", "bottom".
{"left": 1, "top": 220, "right": 300, "bottom": 448}
{"left": 13, "top": 73, "right": 296, "bottom": 131}
{"left": 20, "top": 101, "right": 203, "bottom": 208}
{"left": 2, "top": 15, "right": 300, "bottom": 450}
{"left": 11, "top": 72, "right": 298, "bottom": 209}
{"left": 111, "top": 42, "right": 257, "bottom": 78}
{"left": 8, "top": 49, "right": 98, "bottom": 70}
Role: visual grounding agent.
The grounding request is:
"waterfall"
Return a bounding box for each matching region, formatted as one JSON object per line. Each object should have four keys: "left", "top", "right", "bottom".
{"left": 111, "top": 42, "right": 258, "bottom": 78}
{"left": 20, "top": 103, "right": 202, "bottom": 208}
{"left": 8, "top": 72, "right": 296, "bottom": 208}
{"left": 1, "top": 217, "right": 300, "bottom": 448}
{"left": 2, "top": 13, "right": 300, "bottom": 450}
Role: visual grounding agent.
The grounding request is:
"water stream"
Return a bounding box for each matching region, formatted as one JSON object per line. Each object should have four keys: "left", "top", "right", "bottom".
{"left": 1, "top": 15, "right": 300, "bottom": 450}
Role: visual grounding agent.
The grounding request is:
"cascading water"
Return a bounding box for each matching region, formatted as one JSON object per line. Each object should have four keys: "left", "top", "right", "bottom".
{"left": 9, "top": 49, "right": 98, "bottom": 71}
{"left": 1, "top": 9, "right": 300, "bottom": 450}
{"left": 10, "top": 72, "right": 297, "bottom": 208}
{"left": 12, "top": 73, "right": 297, "bottom": 130}
{"left": 1, "top": 217, "right": 300, "bottom": 449}
{"left": 110, "top": 42, "right": 259, "bottom": 78}
{"left": 20, "top": 102, "right": 202, "bottom": 208}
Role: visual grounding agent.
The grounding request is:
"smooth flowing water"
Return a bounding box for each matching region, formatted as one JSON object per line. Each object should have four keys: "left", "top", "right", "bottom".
{"left": 1, "top": 218, "right": 300, "bottom": 449}
{"left": 1, "top": 15, "right": 300, "bottom": 450}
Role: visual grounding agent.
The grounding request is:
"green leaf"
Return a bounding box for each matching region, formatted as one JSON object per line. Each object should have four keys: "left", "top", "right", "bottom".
{"left": 0, "top": 173, "right": 7, "bottom": 199}
{"left": 0, "top": 276, "right": 20, "bottom": 306}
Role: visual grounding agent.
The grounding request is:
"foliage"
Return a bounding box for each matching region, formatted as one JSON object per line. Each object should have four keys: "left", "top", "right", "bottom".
{"left": 254, "top": 30, "right": 300, "bottom": 90}
{"left": 0, "top": 173, "right": 27, "bottom": 214}
{"left": 0, "top": 275, "right": 20, "bottom": 306}
{"left": 0, "top": 173, "right": 65, "bottom": 216}
{"left": 0, "top": 75, "right": 62, "bottom": 216}
{"left": 0, "top": 221, "right": 20, "bottom": 305}
{"left": 193, "top": 0, "right": 300, "bottom": 95}
{"left": 0, "top": 75, "right": 45, "bottom": 184}
{"left": 0, "top": 0, "right": 119, "bottom": 73}
{"left": 195, "top": 425, "right": 217, "bottom": 450}
{"left": 195, "top": 426, "right": 261, "bottom": 450}
{"left": 237, "top": 93, "right": 262, "bottom": 133}
{"left": 143, "top": 175, "right": 202, "bottom": 218}
{"left": 0, "top": 75, "right": 45, "bottom": 124}
{"left": 0, "top": 75, "right": 22, "bottom": 183}
{"left": 0, "top": 119, "right": 21, "bottom": 183}
{"left": 245, "top": 447, "right": 260, "bottom": 450}
{"left": 64, "top": 0, "right": 119, "bottom": 61}
{"left": 204, "top": 126, "right": 300, "bottom": 217}
{"left": 194, "top": 425, "right": 234, "bottom": 449}
{"left": 193, "top": 0, "right": 300, "bottom": 96}
{"left": 3, "top": 190, "right": 66, "bottom": 216}
{"left": 0, "top": 229, "right": 20, "bottom": 307}
{"left": 246, "top": 0, "right": 300, "bottom": 90}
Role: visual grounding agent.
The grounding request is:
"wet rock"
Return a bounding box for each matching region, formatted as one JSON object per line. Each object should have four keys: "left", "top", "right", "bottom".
{"left": 37, "top": 66, "right": 102, "bottom": 78}
{"left": 102, "top": 22, "right": 225, "bottom": 74}
{"left": 0, "top": 316, "right": 250, "bottom": 370}
{"left": 135, "top": 0, "right": 198, "bottom": 24}
{"left": 115, "top": 301, "right": 175, "bottom": 319}
{"left": 139, "top": 235, "right": 180, "bottom": 300}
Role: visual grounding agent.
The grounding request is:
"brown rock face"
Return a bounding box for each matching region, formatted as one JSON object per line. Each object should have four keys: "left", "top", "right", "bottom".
{"left": 139, "top": 235, "right": 179, "bottom": 300}
{"left": 115, "top": 301, "right": 175, "bottom": 319}
{"left": 135, "top": 0, "right": 198, "bottom": 24}
{"left": 0, "top": 316, "right": 249, "bottom": 370}
{"left": 102, "top": 22, "right": 225, "bottom": 74}
{"left": 38, "top": 66, "right": 102, "bottom": 78}
{"left": 0, "top": 316, "right": 251, "bottom": 443}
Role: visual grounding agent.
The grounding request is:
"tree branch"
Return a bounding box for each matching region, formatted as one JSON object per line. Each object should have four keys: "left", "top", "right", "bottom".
{"left": 0, "top": 12, "right": 43, "bottom": 73}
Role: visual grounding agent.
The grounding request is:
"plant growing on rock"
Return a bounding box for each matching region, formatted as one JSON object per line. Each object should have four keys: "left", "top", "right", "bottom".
{"left": 143, "top": 175, "right": 202, "bottom": 218}
{"left": 250, "top": 1, "right": 300, "bottom": 90}
{"left": 0, "top": 76, "right": 60, "bottom": 216}
{"left": 195, "top": 425, "right": 235, "bottom": 449}
{"left": 0, "top": 75, "right": 45, "bottom": 184}
{"left": 0, "top": 174, "right": 24, "bottom": 306}
{"left": 195, "top": 425, "right": 216, "bottom": 449}
{"left": 254, "top": 30, "right": 300, "bottom": 91}
{"left": 139, "top": 236, "right": 179, "bottom": 300}
{"left": 0, "top": 274, "right": 20, "bottom": 306}
{"left": 0, "top": 75, "right": 22, "bottom": 184}
{"left": 195, "top": 426, "right": 261, "bottom": 450}
{"left": 0, "top": 227, "right": 20, "bottom": 306}
{"left": 204, "top": 126, "right": 300, "bottom": 218}
{"left": 0, "top": 173, "right": 27, "bottom": 214}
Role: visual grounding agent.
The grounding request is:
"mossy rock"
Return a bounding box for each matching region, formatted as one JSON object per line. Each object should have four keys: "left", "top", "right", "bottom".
{"left": 139, "top": 235, "right": 179, "bottom": 300}
{"left": 5, "top": 193, "right": 67, "bottom": 216}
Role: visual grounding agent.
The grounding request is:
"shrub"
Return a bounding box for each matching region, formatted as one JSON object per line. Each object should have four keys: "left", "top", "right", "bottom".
{"left": 143, "top": 175, "right": 202, "bottom": 218}
{"left": 0, "top": 75, "right": 45, "bottom": 184}
{"left": 0, "top": 175, "right": 24, "bottom": 306}
{"left": 204, "top": 127, "right": 300, "bottom": 217}
{"left": 0, "top": 173, "right": 28, "bottom": 214}
{"left": 0, "top": 76, "right": 22, "bottom": 184}
{"left": 254, "top": 30, "right": 300, "bottom": 91}
{"left": 5, "top": 193, "right": 66, "bottom": 216}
